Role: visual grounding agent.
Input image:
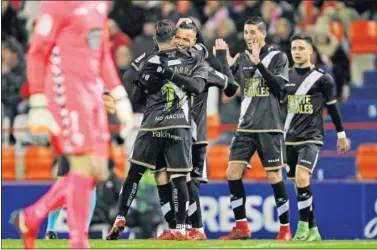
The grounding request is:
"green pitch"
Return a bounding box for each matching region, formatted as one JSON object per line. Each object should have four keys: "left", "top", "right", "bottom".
{"left": 2, "top": 239, "right": 377, "bottom": 249}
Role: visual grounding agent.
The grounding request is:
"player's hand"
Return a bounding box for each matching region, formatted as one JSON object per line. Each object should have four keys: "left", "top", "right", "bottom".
{"left": 177, "top": 18, "right": 193, "bottom": 27}
{"left": 143, "top": 59, "right": 173, "bottom": 80}
{"left": 103, "top": 94, "right": 115, "bottom": 114}
{"left": 109, "top": 86, "right": 134, "bottom": 139}
{"left": 213, "top": 42, "right": 239, "bottom": 67}
{"left": 28, "top": 94, "right": 60, "bottom": 145}
{"left": 215, "top": 38, "right": 227, "bottom": 50}
{"left": 337, "top": 137, "right": 349, "bottom": 154}
{"left": 245, "top": 39, "right": 261, "bottom": 65}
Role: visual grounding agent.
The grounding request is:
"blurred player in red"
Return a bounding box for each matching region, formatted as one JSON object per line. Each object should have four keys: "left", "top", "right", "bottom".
{"left": 10, "top": 1, "right": 133, "bottom": 248}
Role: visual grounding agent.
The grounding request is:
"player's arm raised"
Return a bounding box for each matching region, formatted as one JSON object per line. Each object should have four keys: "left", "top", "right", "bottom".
{"left": 214, "top": 39, "right": 239, "bottom": 97}
{"left": 26, "top": 1, "right": 65, "bottom": 139}
{"left": 320, "top": 74, "right": 349, "bottom": 153}
{"left": 100, "top": 28, "right": 134, "bottom": 138}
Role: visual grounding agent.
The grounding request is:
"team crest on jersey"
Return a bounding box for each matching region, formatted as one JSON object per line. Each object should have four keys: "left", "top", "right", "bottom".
{"left": 87, "top": 29, "right": 102, "bottom": 49}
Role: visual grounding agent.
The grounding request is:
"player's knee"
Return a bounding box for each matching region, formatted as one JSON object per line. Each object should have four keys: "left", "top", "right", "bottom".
{"left": 128, "top": 163, "right": 147, "bottom": 182}
{"left": 154, "top": 170, "right": 170, "bottom": 185}
{"left": 170, "top": 172, "right": 189, "bottom": 180}
{"left": 295, "top": 168, "right": 310, "bottom": 187}
{"left": 89, "top": 155, "right": 109, "bottom": 181}
{"left": 226, "top": 163, "right": 244, "bottom": 180}
{"left": 266, "top": 169, "right": 283, "bottom": 184}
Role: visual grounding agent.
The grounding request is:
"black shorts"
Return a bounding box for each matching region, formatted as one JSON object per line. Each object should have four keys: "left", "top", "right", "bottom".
{"left": 57, "top": 156, "right": 70, "bottom": 177}
{"left": 286, "top": 143, "right": 321, "bottom": 179}
{"left": 229, "top": 132, "right": 286, "bottom": 171}
{"left": 190, "top": 143, "right": 208, "bottom": 183}
{"left": 129, "top": 128, "right": 192, "bottom": 173}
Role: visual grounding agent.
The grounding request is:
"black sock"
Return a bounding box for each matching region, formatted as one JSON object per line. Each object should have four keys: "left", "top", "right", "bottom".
{"left": 172, "top": 176, "right": 189, "bottom": 228}
{"left": 271, "top": 181, "right": 290, "bottom": 225}
{"left": 157, "top": 182, "right": 176, "bottom": 229}
{"left": 117, "top": 163, "right": 146, "bottom": 217}
{"left": 297, "top": 185, "right": 313, "bottom": 222}
{"left": 187, "top": 180, "right": 203, "bottom": 228}
{"left": 228, "top": 179, "right": 246, "bottom": 220}
{"left": 308, "top": 199, "right": 317, "bottom": 228}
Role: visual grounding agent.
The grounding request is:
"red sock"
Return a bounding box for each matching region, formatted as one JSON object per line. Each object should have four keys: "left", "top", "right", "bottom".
{"left": 66, "top": 173, "right": 93, "bottom": 249}
{"left": 236, "top": 220, "right": 249, "bottom": 229}
{"left": 24, "top": 177, "right": 69, "bottom": 229}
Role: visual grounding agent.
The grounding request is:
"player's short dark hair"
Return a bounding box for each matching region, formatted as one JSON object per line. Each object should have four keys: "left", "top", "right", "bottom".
{"left": 154, "top": 19, "right": 177, "bottom": 43}
{"left": 178, "top": 21, "right": 198, "bottom": 34}
{"left": 244, "top": 16, "right": 267, "bottom": 32}
{"left": 290, "top": 33, "right": 314, "bottom": 47}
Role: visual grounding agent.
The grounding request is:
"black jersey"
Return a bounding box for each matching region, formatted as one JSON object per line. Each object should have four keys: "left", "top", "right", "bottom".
{"left": 233, "top": 45, "right": 289, "bottom": 133}
{"left": 191, "top": 63, "right": 228, "bottom": 144}
{"left": 283, "top": 67, "right": 337, "bottom": 145}
{"left": 136, "top": 46, "right": 208, "bottom": 131}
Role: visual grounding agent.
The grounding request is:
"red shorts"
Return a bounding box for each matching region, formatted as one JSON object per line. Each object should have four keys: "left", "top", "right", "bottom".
{"left": 47, "top": 90, "right": 110, "bottom": 157}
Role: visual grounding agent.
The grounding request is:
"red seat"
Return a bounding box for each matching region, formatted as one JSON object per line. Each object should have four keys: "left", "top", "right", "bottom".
{"left": 207, "top": 145, "right": 229, "bottom": 180}
{"left": 356, "top": 144, "right": 377, "bottom": 180}
{"left": 24, "top": 146, "right": 53, "bottom": 180}
{"left": 349, "top": 21, "right": 377, "bottom": 53}
{"left": 2, "top": 147, "right": 16, "bottom": 180}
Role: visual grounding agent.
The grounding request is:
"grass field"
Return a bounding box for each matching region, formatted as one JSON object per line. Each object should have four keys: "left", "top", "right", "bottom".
{"left": 2, "top": 240, "right": 377, "bottom": 249}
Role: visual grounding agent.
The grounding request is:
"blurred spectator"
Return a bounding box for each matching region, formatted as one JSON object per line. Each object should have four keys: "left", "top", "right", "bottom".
{"left": 229, "top": 0, "right": 262, "bottom": 32}
{"left": 115, "top": 45, "right": 133, "bottom": 78}
{"left": 132, "top": 11, "right": 159, "bottom": 58}
{"left": 109, "top": 0, "right": 147, "bottom": 39}
{"left": 1, "top": 35, "right": 26, "bottom": 144}
{"left": 274, "top": 17, "right": 295, "bottom": 67}
{"left": 206, "top": 18, "right": 244, "bottom": 71}
{"left": 202, "top": 1, "right": 229, "bottom": 40}
{"left": 261, "top": 0, "right": 295, "bottom": 36}
{"left": 322, "top": 2, "right": 360, "bottom": 38}
{"left": 108, "top": 19, "right": 133, "bottom": 63}
{"left": 161, "top": 0, "right": 199, "bottom": 23}
{"left": 2, "top": 0, "right": 28, "bottom": 49}
{"left": 314, "top": 30, "right": 350, "bottom": 101}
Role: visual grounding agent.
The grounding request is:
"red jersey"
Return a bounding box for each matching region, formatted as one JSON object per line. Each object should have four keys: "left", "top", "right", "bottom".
{"left": 27, "top": 1, "right": 121, "bottom": 99}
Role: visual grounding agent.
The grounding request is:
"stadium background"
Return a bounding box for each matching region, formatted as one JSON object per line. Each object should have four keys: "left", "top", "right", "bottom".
{"left": 1, "top": 0, "right": 377, "bottom": 240}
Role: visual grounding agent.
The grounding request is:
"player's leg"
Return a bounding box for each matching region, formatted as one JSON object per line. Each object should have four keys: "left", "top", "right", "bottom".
{"left": 165, "top": 128, "right": 194, "bottom": 240}
{"left": 219, "top": 132, "right": 255, "bottom": 240}
{"left": 187, "top": 143, "right": 208, "bottom": 240}
{"left": 294, "top": 144, "right": 322, "bottom": 241}
{"left": 67, "top": 154, "right": 105, "bottom": 248}
{"left": 106, "top": 131, "right": 157, "bottom": 240}
{"left": 45, "top": 156, "right": 70, "bottom": 239}
{"left": 152, "top": 166, "right": 177, "bottom": 240}
{"left": 258, "top": 133, "right": 291, "bottom": 241}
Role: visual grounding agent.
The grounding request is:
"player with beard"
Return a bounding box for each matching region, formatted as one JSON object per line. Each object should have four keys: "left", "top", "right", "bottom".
{"left": 106, "top": 19, "right": 208, "bottom": 240}
{"left": 106, "top": 19, "right": 238, "bottom": 241}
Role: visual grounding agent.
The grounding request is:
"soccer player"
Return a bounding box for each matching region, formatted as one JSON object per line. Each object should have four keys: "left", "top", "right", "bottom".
{"left": 106, "top": 19, "right": 239, "bottom": 241}
{"left": 151, "top": 20, "right": 239, "bottom": 240}
{"left": 10, "top": 2, "right": 133, "bottom": 248}
{"left": 219, "top": 16, "right": 292, "bottom": 240}
{"left": 284, "top": 34, "right": 349, "bottom": 241}
{"left": 106, "top": 19, "right": 208, "bottom": 240}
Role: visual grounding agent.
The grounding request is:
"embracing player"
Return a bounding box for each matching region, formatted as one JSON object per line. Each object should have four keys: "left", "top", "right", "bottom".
{"left": 107, "top": 19, "right": 207, "bottom": 240}
{"left": 283, "top": 33, "right": 348, "bottom": 241}
{"left": 106, "top": 19, "right": 238, "bottom": 240}
{"left": 10, "top": 2, "right": 133, "bottom": 248}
